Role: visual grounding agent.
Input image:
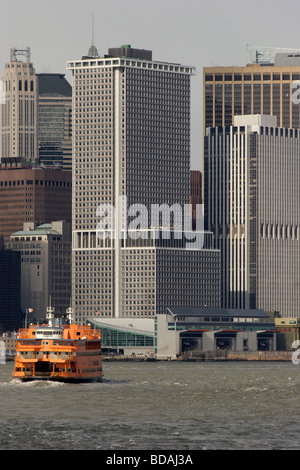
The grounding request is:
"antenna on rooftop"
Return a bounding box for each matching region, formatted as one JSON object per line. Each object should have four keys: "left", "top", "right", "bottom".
{"left": 88, "top": 11, "right": 99, "bottom": 57}
{"left": 92, "top": 11, "right": 95, "bottom": 46}
{"left": 10, "top": 47, "right": 31, "bottom": 62}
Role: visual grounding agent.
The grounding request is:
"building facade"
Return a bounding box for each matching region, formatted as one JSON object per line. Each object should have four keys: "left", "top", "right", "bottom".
{"left": 1, "top": 49, "right": 72, "bottom": 170}
{"left": 67, "top": 45, "right": 219, "bottom": 323}
{"left": 190, "top": 170, "right": 202, "bottom": 229}
{"left": 37, "top": 73, "right": 72, "bottom": 170}
{"left": 7, "top": 221, "right": 71, "bottom": 320}
{"left": 204, "top": 115, "right": 300, "bottom": 316}
{"left": 203, "top": 59, "right": 300, "bottom": 136}
{"left": 155, "top": 307, "right": 276, "bottom": 359}
{"left": 275, "top": 317, "right": 300, "bottom": 351}
{"left": 0, "top": 248, "right": 22, "bottom": 331}
{"left": 1, "top": 48, "right": 39, "bottom": 162}
{"left": 0, "top": 159, "right": 71, "bottom": 243}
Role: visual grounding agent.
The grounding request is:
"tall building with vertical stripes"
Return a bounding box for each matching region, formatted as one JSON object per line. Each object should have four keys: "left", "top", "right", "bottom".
{"left": 1, "top": 49, "right": 72, "bottom": 170}
{"left": 203, "top": 53, "right": 300, "bottom": 135}
{"left": 204, "top": 114, "right": 300, "bottom": 316}
{"left": 1, "top": 48, "right": 39, "bottom": 163}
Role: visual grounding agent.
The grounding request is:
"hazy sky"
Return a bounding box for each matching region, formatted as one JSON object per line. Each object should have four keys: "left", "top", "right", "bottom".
{"left": 1, "top": 0, "right": 300, "bottom": 170}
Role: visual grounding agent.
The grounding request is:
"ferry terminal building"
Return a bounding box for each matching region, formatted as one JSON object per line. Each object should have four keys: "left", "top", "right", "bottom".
{"left": 89, "top": 308, "right": 277, "bottom": 359}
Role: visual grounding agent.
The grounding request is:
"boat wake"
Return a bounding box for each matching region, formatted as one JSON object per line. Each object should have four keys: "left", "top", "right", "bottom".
{"left": 2, "top": 378, "right": 65, "bottom": 388}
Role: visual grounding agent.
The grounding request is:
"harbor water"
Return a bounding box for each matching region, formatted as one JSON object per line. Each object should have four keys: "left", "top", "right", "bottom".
{"left": 1, "top": 359, "right": 300, "bottom": 450}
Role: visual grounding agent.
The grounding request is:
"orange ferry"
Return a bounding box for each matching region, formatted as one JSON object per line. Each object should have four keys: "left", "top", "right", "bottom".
{"left": 13, "top": 306, "right": 103, "bottom": 382}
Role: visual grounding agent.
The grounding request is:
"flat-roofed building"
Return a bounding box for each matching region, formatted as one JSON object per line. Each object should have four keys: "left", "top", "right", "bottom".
{"left": 0, "top": 159, "right": 71, "bottom": 243}
{"left": 156, "top": 307, "right": 276, "bottom": 359}
{"left": 7, "top": 221, "right": 71, "bottom": 320}
{"left": 67, "top": 44, "right": 220, "bottom": 323}
{"left": 204, "top": 115, "right": 300, "bottom": 316}
{"left": 203, "top": 55, "right": 300, "bottom": 134}
{"left": 37, "top": 73, "right": 72, "bottom": 170}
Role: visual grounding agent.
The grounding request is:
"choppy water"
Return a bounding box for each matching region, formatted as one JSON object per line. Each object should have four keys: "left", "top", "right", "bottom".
{"left": 0, "top": 360, "right": 300, "bottom": 450}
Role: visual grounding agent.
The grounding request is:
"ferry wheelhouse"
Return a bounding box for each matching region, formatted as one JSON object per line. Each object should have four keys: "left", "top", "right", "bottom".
{"left": 13, "top": 307, "right": 103, "bottom": 382}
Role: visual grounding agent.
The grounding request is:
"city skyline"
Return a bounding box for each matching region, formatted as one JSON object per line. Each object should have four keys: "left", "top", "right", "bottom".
{"left": 1, "top": 0, "right": 300, "bottom": 324}
{"left": 1, "top": 0, "right": 300, "bottom": 170}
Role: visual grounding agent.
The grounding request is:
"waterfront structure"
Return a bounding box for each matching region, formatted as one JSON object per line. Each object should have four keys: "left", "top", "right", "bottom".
{"left": 67, "top": 44, "right": 220, "bottom": 323}
{"left": 204, "top": 114, "right": 300, "bottom": 316}
{"left": 7, "top": 221, "right": 71, "bottom": 320}
{"left": 156, "top": 307, "right": 276, "bottom": 359}
{"left": 0, "top": 333, "right": 17, "bottom": 357}
{"left": 275, "top": 317, "right": 300, "bottom": 351}
{"left": 1, "top": 48, "right": 38, "bottom": 162}
{"left": 0, "top": 247, "right": 22, "bottom": 331}
{"left": 37, "top": 73, "right": 72, "bottom": 170}
{"left": 89, "top": 317, "right": 154, "bottom": 357}
{"left": 0, "top": 158, "right": 71, "bottom": 243}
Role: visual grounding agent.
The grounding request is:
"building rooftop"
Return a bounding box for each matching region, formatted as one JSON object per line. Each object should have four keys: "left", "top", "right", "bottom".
{"left": 108, "top": 45, "right": 152, "bottom": 61}
{"left": 37, "top": 73, "right": 72, "bottom": 97}
{"left": 88, "top": 317, "right": 154, "bottom": 335}
{"left": 11, "top": 223, "right": 69, "bottom": 238}
{"left": 167, "top": 307, "right": 270, "bottom": 319}
{"left": 11, "top": 228, "right": 61, "bottom": 237}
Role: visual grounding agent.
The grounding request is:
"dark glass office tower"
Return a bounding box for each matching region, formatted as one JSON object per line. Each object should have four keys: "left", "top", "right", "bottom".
{"left": 37, "top": 74, "right": 72, "bottom": 170}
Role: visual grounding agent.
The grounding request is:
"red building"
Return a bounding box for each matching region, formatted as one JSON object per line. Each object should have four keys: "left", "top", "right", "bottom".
{"left": 0, "top": 158, "right": 71, "bottom": 243}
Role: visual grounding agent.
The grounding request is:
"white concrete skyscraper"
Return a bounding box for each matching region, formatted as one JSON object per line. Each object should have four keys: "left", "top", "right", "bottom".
{"left": 204, "top": 114, "right": 300, "bottom": 316}
{"left": 67, "top": 44, "right": 220, "bottom": 323}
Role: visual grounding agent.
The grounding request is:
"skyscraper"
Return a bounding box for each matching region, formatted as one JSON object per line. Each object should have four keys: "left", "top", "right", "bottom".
{"left": 1, "top": 48, "right": 38, "bottom": 162}
{"left": 203, "top": 50, "right": 300, "bottom": 135}
{"left": 67, "top": 45, "right": 220, "bottom": 323}
{"left": 1, "top": 49, "right": 72, "bottom": 170}
{"left": 204, "top": 115, "right": 300, "bottom": 316}
{"left": 7, "top": 221, "right": 71, "bottom": 319}
{"left": 37, "top": 73, "right": 72, "bottom": 170}
{"left": 0, "top": 158, "right": 71, "bottom": 243}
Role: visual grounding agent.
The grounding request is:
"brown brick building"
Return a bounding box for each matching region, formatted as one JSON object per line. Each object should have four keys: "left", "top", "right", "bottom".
{"left": 0, "top": 159, "right": 71, "bottom": 243}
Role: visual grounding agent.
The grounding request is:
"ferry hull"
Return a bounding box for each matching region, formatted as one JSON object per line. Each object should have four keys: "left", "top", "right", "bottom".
{"left": 15, "top": 375, "right": 103, "bottom": 383}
